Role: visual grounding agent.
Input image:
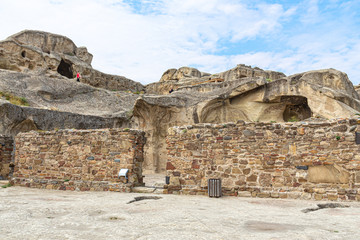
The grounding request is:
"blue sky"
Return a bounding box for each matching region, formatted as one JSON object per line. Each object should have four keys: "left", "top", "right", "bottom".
{"left": 0, "top": 0, "right": 359, "bottom": 85}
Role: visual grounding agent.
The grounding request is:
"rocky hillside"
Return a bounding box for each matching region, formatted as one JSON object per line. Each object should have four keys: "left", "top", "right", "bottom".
{"left": 1, "top": 30, "right": 360, "bottom": 174}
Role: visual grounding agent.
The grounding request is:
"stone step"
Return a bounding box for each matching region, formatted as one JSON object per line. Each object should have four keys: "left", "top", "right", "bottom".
{"left": 0, "top": 180, "right": 10, "bottom": 186}
{"left": 132, "top": 186, "right": 165, "bottom": 194}
{"left": 153, "top": 183, "right": 165, "bottom": 188}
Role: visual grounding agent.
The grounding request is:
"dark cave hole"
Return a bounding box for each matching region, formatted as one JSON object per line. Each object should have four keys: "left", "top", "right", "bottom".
{"left": 57, "top": 59, "right": 73, "bottom": 79}
{"left": 282, "top": 96, "right": 312, "bottom": 122}
{"left": 21, "top": 51, "right": 26, "bottom": 58}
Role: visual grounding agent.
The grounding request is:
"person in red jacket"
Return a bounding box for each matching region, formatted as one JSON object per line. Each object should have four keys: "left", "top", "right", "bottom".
{"left": 76, "top": 72, "right": 81, "bottom": 82}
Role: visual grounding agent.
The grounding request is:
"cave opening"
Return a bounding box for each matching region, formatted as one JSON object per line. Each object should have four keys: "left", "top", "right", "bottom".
{"left": 21, "top": 51, "right": 26, "bottom": 58}
{"left": 57, "top": 59, "right": 73, "bottom": 79}
{"left": 282, "top": 96, "right": 312, "bottom": 122}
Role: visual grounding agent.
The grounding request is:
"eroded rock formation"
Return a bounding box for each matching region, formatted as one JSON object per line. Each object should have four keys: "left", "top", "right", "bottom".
{"left": 1, "top": 30, "right": 360, "bottom": 174}
{"left": 0, "top": 30, "right": 144, "bottom": 92}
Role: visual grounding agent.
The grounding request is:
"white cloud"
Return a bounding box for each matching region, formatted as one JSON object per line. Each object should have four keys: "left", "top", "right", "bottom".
{"left": 0, "top": 0, "right": 359, "bottom": 85}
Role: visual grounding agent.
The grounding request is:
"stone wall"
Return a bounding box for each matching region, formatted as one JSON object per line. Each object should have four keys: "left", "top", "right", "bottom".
{"left": 0, "top": 135, "right": 13, "bottom": 179}
{"left": 12, "top": 128, "right": 145, "bottom": 192}
{"left": 166, "top": 119, "right": 360, "bottom": 201}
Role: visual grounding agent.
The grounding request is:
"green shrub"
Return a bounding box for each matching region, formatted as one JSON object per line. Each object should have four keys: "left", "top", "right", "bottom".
{"left": 288, "top": 116, "right": 299, "bottom": 122}
{"left": 1, "top": 183, "right": 12, "bottom": 188}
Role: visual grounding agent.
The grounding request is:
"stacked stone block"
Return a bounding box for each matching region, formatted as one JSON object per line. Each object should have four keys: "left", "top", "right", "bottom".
{"left": 166, "top": 119, "right": 360, "bottom": 201}
{"left": 12, "top": 128, "right": 145, "bottom": 192}
{"left": 0, "top": 135, "right": 14, "bottom": 179}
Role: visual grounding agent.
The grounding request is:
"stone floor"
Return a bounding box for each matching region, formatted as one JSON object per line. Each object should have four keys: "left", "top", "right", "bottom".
{"left": 1, "top": 186, "right": 360, "bottom": 240}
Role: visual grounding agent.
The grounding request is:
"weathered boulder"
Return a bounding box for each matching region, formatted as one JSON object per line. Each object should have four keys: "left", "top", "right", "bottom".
{"left": 0, "top": 69, "right": 139, "bottom": 118}
{"left": 159, "top": 68, "right": 177, "bottom": 82}
{"left": 148, "top": 64, "right": 285, "bottom": 95}
{"left": 0, "top": 100, "right": 129, "bottom": 136}
{"left": 159, "top": 67, "right": 202, "bottom": 82}
{"left": 0, "top": 69, "right": 137, "bottom": 136}
{"left": 8, "top": 30, "right": 78, "bottom": 56}
{"left": 218, "top": 64, "right": 286, "bottom": 82}
{"left": 75, "top": 47, "right": 93, "bottom": 65}
{"left": 0, "top": 30, "right": 144, "bottom": 92}
{"left": 354, "top": 84, "right": 360, "bottom": 97}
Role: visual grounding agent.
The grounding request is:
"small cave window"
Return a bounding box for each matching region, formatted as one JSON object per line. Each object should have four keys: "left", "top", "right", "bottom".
{"left": 57, "top": 59, "right": 74, "bottom": 79}
{"left": 21, "top": 51, "right": 26, "bottom": 58}
{"left": 282, "top": 96, "right": 312, "bottom": 122}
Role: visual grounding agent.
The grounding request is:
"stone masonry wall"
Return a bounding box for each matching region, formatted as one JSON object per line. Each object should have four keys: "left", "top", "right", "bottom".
{"left": 0, "top": 135, "right": 13, "bottom": 179}
{"left": 12, "top": 128, "right": 145, "bottom": 192}
{"left": 166, "top": 119, "right": 360, "bottom": 201}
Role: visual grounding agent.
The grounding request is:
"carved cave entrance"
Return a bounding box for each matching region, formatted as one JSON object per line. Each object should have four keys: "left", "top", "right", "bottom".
{"left": 282, "top": 96, "right": 312, "bottom": 122}
{"left": 57, "top": 59, "right": 73, "bottom": 79}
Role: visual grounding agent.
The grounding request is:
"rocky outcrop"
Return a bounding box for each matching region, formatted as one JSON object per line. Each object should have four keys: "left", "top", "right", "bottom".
{"left": 160, "top": 67, "right": 204, "bottom": 82}
{"left": 0, "top": 100, "right": 129, "bottom": 136}
{"left": 0, "top": 69, "right": 139, "bottom": 118}
{"left": 1, "top": 30, "right": 360, "bottom": 175}
{"left": 147, "top": 64, "right": 285, "bottom": 95}
{"left": 137, "top": 68, "right": 360, "bottom": 173}
{"left": 0, "top": 30, "right": 144, "bottom": 92}
{"left": 217, "top": 64, "right": 286, "bottom": 82}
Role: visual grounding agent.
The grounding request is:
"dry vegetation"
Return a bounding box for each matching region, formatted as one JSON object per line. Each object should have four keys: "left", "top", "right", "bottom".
{"left": 0, "top": 91, "right": 29, "bottom": 106}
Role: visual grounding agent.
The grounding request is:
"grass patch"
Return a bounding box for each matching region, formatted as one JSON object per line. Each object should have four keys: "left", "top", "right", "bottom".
{"left": 0, "top": 91, "right": 29, "bottom": 106}
{"left": 288, "top": 116, "right": 299, "bottom": 122}
{"left": 1, "top": 183, "right": 12, "bottom": 188}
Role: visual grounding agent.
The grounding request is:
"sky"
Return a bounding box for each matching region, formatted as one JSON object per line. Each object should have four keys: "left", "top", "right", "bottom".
{"left": 0, "top": 0, "right": 359, "bottom": 85}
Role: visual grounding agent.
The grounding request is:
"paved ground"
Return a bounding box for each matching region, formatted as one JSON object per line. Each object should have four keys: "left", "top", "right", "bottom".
{"left": 1, "top": 185, "right": 360, "bottom": 240}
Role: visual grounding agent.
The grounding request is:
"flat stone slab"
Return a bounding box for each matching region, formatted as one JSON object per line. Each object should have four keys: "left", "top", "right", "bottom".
{"left": 0, "top": 180, "right": 9, "bottom": 186}
{"left": 154, "top": 188, "right": 165, "bottom": 194}
{"left": 153, "top": 183, "right": 165, "bottom": 188}
{"left": 132, "top": 187, "right": 156, "bottom": 193}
